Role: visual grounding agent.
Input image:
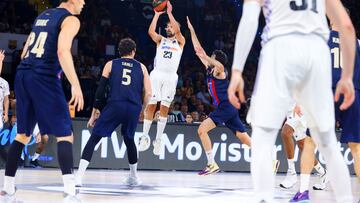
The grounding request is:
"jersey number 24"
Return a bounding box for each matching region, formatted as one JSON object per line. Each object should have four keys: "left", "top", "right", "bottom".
{"left": 25, "top": 32, "right": 48, "bottom": 58}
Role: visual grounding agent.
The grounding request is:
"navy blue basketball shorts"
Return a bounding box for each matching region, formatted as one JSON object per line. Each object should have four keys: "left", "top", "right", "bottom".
{"left": 15, "top": 69, "right": 72, "bottom": 137}
{"left": 209, "top": 101, "right": 247, "bottom": 134}
{"left": 335, "top": 89, "right": 360, "bottom": 143}
{"left": 92, "top": 101, "right": 141, "bottom": 139}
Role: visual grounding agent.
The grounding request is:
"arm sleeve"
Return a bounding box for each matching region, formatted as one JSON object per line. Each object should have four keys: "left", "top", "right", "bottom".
{"left": 232, "top": 1, "right": 261, "bottom": 72}
{"left": 93, "top": 76, "right": 109, "bottom": 110}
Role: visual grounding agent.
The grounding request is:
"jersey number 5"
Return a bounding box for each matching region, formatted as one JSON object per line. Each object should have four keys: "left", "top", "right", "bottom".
{"left": 290, "top": 0, "right": 318, "bottom": 13}
{"left": 25, "top": 32, "right": 48, "bottom": 58}
{"left": 122, "top": 69, "right": 132, "bottom": 85}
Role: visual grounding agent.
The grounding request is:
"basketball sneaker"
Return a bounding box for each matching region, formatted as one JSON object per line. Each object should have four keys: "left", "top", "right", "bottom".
{"left": 63, "top": 194, "right": 82, "bottom": 203}
{"left": 152, "top": 139, "right": 162, "bottom": 156}
{"left": 312, "top": 169, "right": 328, "bottom": 190}
{"left": 280, "top": 170, "right": 297, "bottom": 189}
{"left": 198, "top": 162, "right": 220, "bottom": 176}
{"left": 273, "top": 160, "right": 280, "bottom": 175}
{"left": 138, "top": 135, "right": 150, "bottom": 152}
{"left": 29, "top": 160, "right": 43, "bottom": 169}
{"left": 289, "top": 190, "right": 309, "bottom": 202}
{"left": 0, "top": 190, "right": 16, "bottom": 203}
{"left": 124, "top": 176, "right": 142, "bottom": 186}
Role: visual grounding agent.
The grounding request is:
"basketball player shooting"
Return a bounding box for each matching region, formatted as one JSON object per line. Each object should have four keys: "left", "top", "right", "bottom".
{"left": 139, "top": 1, "right": 185, "bottom": 156}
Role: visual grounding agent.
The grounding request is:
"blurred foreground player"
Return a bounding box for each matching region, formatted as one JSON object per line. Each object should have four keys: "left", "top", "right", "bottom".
{"left": 228, "top": 0, "right": 356, "bottom": 202}
{"left": 75, "top": 38, "right": 152, "bottom": 187}
{"left": 0, "top": 0, "right": 85, "bottom": 201}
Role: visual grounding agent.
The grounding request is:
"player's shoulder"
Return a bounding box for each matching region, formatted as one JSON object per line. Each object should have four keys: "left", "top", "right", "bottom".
{"left": 61, "top": 15, "right": 80, "bottom": 29}
{"left": 0, "top": 77, "right": 9, "bottom": 86}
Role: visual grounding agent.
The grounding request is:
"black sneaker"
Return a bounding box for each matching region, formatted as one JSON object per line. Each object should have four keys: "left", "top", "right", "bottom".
{"left": 29, "top": 160, "right": 43, "bottom": 168}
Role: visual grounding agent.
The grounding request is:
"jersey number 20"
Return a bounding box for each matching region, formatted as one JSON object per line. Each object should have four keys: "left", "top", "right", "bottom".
{"left": 25, "top": 32, "right": 48, "bottom": 58}
{"left": 290, "top": 0, "right": 318, "bottom": 13}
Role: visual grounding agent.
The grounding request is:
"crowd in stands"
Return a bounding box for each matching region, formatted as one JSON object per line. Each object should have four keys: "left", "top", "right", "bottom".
{"left": 1, "top": 0, "right": 360, "bottom": 124}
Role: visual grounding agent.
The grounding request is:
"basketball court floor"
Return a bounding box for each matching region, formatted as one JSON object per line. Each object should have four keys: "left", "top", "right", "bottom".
{"left": 1, "top": 169, "right": 359, "bottom": 203}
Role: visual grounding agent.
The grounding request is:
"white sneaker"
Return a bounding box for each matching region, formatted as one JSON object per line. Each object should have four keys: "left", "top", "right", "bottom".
{"left": 0, "top": 190, "right": 17, "bottom": 203}
{"left": 138, "top": 135, "right": 151, "bottom": 151}
{"left": 279, "top": 170, "right": 297, "bottom": 189}
{"left": 313, "top": 169, "right": 329, "bottom": 190}
{"left": 152, "top": 139, "right": 162, "bottom": 156}
{"left": 124, "top": 176, "right": 142, "bottom": 186}
{"left": 63, "top": 194, "right": 82, "bottom": 203}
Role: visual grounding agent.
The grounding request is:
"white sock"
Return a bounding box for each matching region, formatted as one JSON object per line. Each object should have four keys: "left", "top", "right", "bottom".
{"left": 76, "top": 159, "right": 90, "bottom": 182}
{"left": 62, "top": 174, "right": 75, "bottom": 196}
{"left": 287, "top": 159, "right": 296, "bottom": 173}
{"left": 143, "top": 119, "right": 152, "bottom": 136}
{"left": 251, "top": 126, "right": 278, "bottom": 202}
{"left": 299, "top": 174, "right": 310, "bottom": 192}
{"left": 156, "top": 117, "right": 167, "bottom": 140}
{"left": 313, "top": 162, "right": 325, "bottom": 175}
{"left": 310, "top": 127, "right": 353, "bottom": 202}
{"left": 3, "top": 176, "right": 15, "bottom": 194}
{"left": 32, "top": 153, "right": 40, "bottom": 161}
{"left": 206, "top": 150, "right": 214, "bottom": 165}
{"left": 129, "top": 163, "right": 138, "bottom": 177}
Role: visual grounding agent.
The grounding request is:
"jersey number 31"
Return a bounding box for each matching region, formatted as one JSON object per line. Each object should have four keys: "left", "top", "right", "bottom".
{"left": 290, "top": 0, "right": 318, "bottom": 13}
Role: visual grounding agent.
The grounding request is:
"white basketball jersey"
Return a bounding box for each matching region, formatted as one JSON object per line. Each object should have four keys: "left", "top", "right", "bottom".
{"left": 154, "top": 37, "right": 183, "bottom": 74}
{"left": 261, "top": 0, "right": 329, "bottom": 45}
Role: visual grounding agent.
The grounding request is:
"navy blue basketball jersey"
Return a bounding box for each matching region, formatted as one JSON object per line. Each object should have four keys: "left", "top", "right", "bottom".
{"left": 329, "top": 30, "right": 360, "bottom": 90}
{"left": 206, "top": 67, "right": 229, "bottom": 107}
{"left": 107, "top": 58, "right": 144, "bottom": 106}
{"left": 20, "top": 8, "right": 72, "bottom": 76}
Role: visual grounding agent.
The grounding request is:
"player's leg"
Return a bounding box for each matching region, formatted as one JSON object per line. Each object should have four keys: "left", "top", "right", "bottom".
{"left": 1, "top": 71, "right": 35, "bottom": 199}
{"left": 197, "top": 118, "right": 218, "bottom": 175}
{"left": 30, "top": 134, "right": 49, "bottom": 168}
{"left": 348, "top": 142, "right": 360, "bottom": 181}
{"left": 251, "top": 126, "right": 279, "bottom": 202}
{"left": 121, "top": 106, "right": 142, "bottom": 186}
{"left": 296, "top": 36, "right": 352, "bottom": 202}
{"left": 140, "top": 72, "right": 161, "bottom": 150}
{"left": 76, "top": 105, "right": 119, "bottom": 186}
{"left": 289, "top": 136, "right": 315, "bottom": 202}
{"left": 153, "top": 74, "right": 177, "bottom": 155}
{"left": 279, "top": 123, "right": 298, "bottom": 189}
{"left": 75, "top": 133, "right": 102, "bottom": 187}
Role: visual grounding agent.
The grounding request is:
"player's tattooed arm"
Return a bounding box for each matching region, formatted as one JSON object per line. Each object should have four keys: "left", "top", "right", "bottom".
{"left": 88, "top": 108, "right": 100, "bottom": 128}
{"left": 167, "top": 1, "right": 185, "bottom": 48}
{"left": 141, "top": 63, "right": 152, "bottom": 106}
{"left": 149, "top": 9, "right": 164, "bottom": 45}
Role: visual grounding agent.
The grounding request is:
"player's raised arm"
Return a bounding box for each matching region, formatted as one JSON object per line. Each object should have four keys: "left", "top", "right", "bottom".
{"left": 327, "top": 0, "right": 356, "bottom": 110}
{"left": 20, "top": 36, "right": 31, "bottom": 60}
{"left": 141, "top": 63, "right": 152, "bottom": 106}
{"left": 228, "top": 0, "right": 261, "bottom": 109}
{"left": 57, "top": 16, "right": 84, "bottom": 112}
{"left": 167, "top": 1, "right": 185, "bottom": 47}
{"left": 187, "top": 17, "right": 210, "bottom": 68}
{"left": 148, "top": 10, "right": 164, "bottom": 45}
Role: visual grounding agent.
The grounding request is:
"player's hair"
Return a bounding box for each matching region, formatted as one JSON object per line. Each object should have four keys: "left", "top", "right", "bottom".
{"left": 212, "top": 50, "right": 228, "bottom": 66}
{"left": 118, "top": 38, "right": 136, "bottom": 57}
{"left": 166, "top": 21, "right": 181, "bottom": 28}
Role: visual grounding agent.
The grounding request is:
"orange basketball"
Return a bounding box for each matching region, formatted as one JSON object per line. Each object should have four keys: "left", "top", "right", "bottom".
{"left": 153, "top": 0, "right": 168, "bottom": 12}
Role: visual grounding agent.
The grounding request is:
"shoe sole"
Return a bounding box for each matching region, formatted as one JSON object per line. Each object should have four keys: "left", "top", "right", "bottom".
{"left": 279, "top": 183, "right": 295, "bottom": 189}
{"left": 312, "top": 186, "right": 325, "bottom": 190}
{"left": 198, "top": 168, "right": 220, "bottom": 176}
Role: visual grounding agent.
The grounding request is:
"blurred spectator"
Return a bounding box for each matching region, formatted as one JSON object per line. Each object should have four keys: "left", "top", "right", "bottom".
{"left": 177, "top": 105, "right": 188, "bottom": 122}
{"left": 185, "top": 113, "right": 193, "bottom": 124}
{"left": 191, "top": 111, "right": 200, "bottom": 123}
{"left": 196, "top": 84, "right": 211, "bottom": 105}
